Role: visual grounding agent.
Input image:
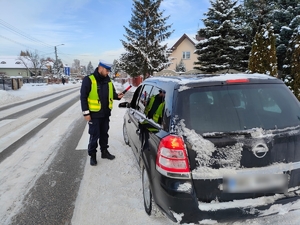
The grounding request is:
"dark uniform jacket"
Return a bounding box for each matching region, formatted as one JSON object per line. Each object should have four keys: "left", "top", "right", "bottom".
{"left": 80, "top": 68, "right": 119, "bottom": 118}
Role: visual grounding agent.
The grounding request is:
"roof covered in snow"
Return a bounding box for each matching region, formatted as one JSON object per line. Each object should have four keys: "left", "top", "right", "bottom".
{"left": 0, "top": 56, "right": 32, "bottom": 69}
{"left": 0, "top": 56, "right": 53, "bottom": 69}
{"left": 170, "top": 33, "right": 196, "bottom": 50}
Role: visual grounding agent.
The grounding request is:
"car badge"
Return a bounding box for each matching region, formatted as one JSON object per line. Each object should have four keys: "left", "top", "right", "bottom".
{"left": 252, "top": 142, "right": 268, "bottom": 158}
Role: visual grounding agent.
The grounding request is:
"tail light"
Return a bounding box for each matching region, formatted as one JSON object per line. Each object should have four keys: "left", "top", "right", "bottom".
{"left": 156, "top": 135, "right": 191, "bottom": 179}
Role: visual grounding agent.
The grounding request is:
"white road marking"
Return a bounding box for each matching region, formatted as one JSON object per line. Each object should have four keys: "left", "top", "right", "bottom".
{"left": 0, "top": 88, "right": 79, "bottom": 119}
{"left": 76, "top": 123, "right": 89, "bottom": 150}
{"left": 0, "top": 118, "right": 47, "bottom": 153}
{"left": 0, "top": 119, "right": 15, "bottom": 129}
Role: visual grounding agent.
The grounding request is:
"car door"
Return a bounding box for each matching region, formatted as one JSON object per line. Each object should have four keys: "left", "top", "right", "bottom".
{"left": 128, "top": 85, "right": 153, "bottom": 158}
{"left": 137, "top": 87, "right": 164, "bottom": 161}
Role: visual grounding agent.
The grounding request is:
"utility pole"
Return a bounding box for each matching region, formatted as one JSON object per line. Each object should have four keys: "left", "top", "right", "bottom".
{"left": 54, "top": 46, "right": 58, "bottom": 78}
{"left": 54, "top": 44, "right": 64, "bottom": 79}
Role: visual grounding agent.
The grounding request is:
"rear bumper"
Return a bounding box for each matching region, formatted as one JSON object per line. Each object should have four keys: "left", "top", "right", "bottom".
{"left": 195, "top": 193, "right": 300, "bottom": 223}
{"left": 153, "top": 175, "right": 300, "bottom": 224}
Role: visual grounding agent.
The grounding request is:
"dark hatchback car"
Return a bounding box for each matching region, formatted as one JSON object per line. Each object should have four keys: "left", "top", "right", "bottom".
{"left": 119, "top": 73, "right": 300, "bottom": 224}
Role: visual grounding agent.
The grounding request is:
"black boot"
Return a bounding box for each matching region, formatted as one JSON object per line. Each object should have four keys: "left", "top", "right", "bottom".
{"left": 101, "top": 150, "right": 115, "bottom": 160}
{"left": 90, "top": 153, "right": 97, "bottom": 166}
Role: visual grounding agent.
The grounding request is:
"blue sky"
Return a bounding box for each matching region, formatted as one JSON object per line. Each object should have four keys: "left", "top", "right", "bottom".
{"left": 0, "top": 0, "right": 210, "bottom": 68}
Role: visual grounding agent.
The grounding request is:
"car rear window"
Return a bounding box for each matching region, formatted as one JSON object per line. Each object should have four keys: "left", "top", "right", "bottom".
{"left": 176, "top": 83, "right": 300, "bottom": 133}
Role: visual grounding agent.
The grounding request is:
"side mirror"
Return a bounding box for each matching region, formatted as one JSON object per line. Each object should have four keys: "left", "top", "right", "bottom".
{"left": 118, "top": 102, "right": 130, "bottom": 108}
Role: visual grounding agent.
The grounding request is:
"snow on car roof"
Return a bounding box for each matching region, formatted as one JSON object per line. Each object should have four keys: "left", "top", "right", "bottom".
{"left": 149, "top": 73, "right": 278, "bottom": 85}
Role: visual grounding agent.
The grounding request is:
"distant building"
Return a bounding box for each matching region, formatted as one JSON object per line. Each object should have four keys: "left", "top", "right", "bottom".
{"left": 0, "top": 56, "right": 32, "bottom": 77}
{"left": 0, "top": 56, "right": 50, "bottom": 77}
{"left": 166, "top": 33, "right": 204, "bottom": 73}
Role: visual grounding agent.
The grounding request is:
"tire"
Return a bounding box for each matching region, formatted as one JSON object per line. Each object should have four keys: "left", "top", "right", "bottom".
{"left": 123, "top": 122, "right": 130, "bottom": 146}
{"left": 142, "top": 167, "right": 162, "bottom": 217}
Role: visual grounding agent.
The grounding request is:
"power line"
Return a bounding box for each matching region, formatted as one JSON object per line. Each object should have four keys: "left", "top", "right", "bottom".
{"left": 0, "top": 18, "right": 53, "bottom": 48}
{"left": 0, "top": 19, "right": 64, "bottom": 61}
{"left": 0, "top": 34, "right": 50, "bottom": 55}
{"left": 59, "top": 52, "right": 93, "bottom": 57}
{"left": 0, "top": 19, "right": 90, "bottom": 65}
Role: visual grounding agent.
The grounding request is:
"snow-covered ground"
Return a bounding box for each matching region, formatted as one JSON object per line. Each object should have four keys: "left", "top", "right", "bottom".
{"left": 1, "top": 81, "right": 300, "bottom": 225}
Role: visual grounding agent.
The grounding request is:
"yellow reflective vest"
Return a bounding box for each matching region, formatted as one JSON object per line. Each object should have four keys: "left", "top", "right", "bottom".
{"left": 144, "top": 96, "right": 165, "bottom": 123}
{"left": 87, "top": 75, "right": 114, "bottom": 112}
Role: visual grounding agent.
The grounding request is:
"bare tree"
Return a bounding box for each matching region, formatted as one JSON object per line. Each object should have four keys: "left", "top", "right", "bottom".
{"left": 18, "top": 50, "right": 49, "bottom": 77}
{"left": 72, "top": 59, "right": 81, "bottom": 75}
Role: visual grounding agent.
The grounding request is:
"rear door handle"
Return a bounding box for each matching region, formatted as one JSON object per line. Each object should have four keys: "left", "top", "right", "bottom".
{"left": 128, "top": 119, "right": 131, "bottom": 123}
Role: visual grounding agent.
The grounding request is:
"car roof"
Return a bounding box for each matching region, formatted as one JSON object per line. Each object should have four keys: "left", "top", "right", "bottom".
{"left": 143, "top": 73, "right": 282, "bottom": 88}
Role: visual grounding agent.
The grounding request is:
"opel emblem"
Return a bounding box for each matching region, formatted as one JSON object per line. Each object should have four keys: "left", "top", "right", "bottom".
{"left": 252, "top": 143, "right": 268, "bottom": 158}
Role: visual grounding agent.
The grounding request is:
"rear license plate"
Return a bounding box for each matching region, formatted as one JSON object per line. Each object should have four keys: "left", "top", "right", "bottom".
{"left": 223, "top": 174, "right": 288, "bottom": 193}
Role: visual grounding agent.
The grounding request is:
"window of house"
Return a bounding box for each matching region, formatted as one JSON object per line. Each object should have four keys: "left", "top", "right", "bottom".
{"left": 1, "top": 61, "right": 6, "bottom": 64}
{"left": 15, "top": 61, "right": 21, "bottom": 64}
{"left": 182, "top": 51, "right": 190, "bottom": 59}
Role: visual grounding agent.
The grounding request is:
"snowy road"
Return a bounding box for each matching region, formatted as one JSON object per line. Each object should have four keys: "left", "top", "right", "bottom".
{"left": 0, "top": 85, "right": 87, "bottom": 224}
{"left": 0, "top": 83, "right": 300, "bottom": 225}
{"left": 0, "top": 83, "right": 172, "bottom": 225}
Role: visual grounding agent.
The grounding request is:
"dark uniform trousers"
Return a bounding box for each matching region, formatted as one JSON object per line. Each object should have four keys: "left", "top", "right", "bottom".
{"left": 88, "top": 117, "right": 110, "bottom": 156}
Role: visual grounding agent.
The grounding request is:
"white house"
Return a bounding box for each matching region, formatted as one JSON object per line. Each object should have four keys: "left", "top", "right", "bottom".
{"left": 0, "top": 56, "right": 50, "bottom": 77}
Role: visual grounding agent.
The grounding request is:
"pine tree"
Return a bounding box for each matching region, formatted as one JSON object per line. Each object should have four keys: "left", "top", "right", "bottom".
{"left": 283, "top": 28, "right": 300, "bottom": 99}
{"left": 291, "top": 34, "right": 300, "bottom": 100}
{"left": 194, "top": 0, "right": 250, "bottom": 73}
{"left": 86, "top": 61, "right": 94, "bottom": 76}
{"left": 175, "top": 59, "right": 186, "bottom": 73}
{"left": 271, "top": 0, "right": 300, "bottom": 72}
{"left": 242, "top": 0, "right": 274, "bottom": 39}
{"left": 248, "top": 23, "right": 277, "bottom": 76}
{"left": 111, "top": 59, "right": 121, "bottom": 77}
{"left": 120, "top": 0, "right": 173, "bottom": 78}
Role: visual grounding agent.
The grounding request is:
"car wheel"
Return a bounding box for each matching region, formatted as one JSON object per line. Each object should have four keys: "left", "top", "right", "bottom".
{"left": 142, "top": 167, "right": 162, "bottom": 217}
{"left": 123, "top": 122, "right": 130, "bottom": 146}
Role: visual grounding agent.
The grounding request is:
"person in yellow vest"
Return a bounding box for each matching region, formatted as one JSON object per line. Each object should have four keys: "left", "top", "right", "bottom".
{"left": 144, "top": 89, "right": 165, "bottom": 124}
{"left": 140, "top": 90, "right": 165, "bottom": 150}
{"left": 80, "top": 61, "right": 124, "bottom": 166}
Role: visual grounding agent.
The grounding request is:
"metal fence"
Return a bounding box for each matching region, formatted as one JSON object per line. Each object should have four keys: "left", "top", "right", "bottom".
{"left": 0, "top": 78, "right": 13, "bottom": 90}
{"left": 0, "top": 77, "right": 49, "bottom": 91}
{"left": 22, "top": 78, "right": 48, "bottom": 84}
{"left": 0, "top": 77, "right": 77, "bottom": 91}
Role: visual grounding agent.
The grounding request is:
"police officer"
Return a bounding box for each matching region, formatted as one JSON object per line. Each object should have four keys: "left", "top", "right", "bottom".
{"left": 80, "top": 61, "right": 124, "bottom": 166}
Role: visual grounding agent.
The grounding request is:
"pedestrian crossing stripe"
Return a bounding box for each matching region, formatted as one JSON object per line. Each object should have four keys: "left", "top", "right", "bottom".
{"left": 0, "top": 118, "right": 47, "bottom": 154}
{"left": 0, "top": 119, "right": 15, "bottom": 129}
{"left": 76, "top": 123, "right": 89, "bottom": 150}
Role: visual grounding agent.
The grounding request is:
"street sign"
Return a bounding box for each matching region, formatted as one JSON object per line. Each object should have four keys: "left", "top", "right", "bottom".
{"left": 64, "top": 67, "right": 70, "bottom": 76}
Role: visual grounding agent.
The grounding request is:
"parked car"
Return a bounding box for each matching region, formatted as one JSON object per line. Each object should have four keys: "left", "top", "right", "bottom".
{"left": 118, "top": 73, "right": 300, "bottom": 224}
